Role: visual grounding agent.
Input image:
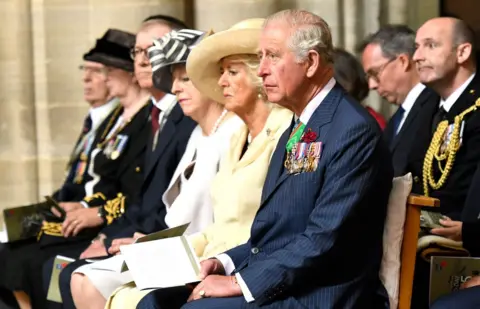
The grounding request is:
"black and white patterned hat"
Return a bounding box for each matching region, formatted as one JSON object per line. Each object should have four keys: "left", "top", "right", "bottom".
{"left": 148, "top": 29, "right": 211, "bottom": 93}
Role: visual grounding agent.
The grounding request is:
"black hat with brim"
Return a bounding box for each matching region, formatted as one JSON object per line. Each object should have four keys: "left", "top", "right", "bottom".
{"left": 83, "top": 29, "right": 135, "bottom": 72}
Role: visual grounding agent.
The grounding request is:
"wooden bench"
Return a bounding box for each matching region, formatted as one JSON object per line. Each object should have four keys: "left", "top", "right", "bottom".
{"left": 398, "top": 194, "right": 440, "bottom": 309}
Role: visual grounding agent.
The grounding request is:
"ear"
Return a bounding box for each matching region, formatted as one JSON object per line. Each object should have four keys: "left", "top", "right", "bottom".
{"left": 305, "top": 50, "right": 321, "bottom": 78}
{"left": 457, "top": 42, "right": 473, "bottom": 65}
{"left": 398, "top": 54, "right": 410, "bottom": 72}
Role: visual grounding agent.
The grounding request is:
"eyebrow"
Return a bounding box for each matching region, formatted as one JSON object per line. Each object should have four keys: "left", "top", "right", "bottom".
{"left": 419, "top": 38, "right": 437, "bottom": 44}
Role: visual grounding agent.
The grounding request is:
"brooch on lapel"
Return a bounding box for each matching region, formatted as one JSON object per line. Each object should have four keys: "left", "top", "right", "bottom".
{"left": 284, "top": 128, "right": 322, "bottom": 174}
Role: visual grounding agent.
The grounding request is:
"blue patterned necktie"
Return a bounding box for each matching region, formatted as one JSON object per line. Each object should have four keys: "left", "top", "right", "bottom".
{"left": 392, "top": 106, "right": 405, "bottom": 135}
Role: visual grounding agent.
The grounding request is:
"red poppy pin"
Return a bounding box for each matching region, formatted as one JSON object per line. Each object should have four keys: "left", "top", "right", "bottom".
{"left": 301, "top": 129, "right": 317, "bottom": 143}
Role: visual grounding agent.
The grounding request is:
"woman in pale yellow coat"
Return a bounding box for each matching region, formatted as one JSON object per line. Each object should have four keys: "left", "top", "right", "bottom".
{"left": 72, "top": 19, "right": 292, "bottom": 309}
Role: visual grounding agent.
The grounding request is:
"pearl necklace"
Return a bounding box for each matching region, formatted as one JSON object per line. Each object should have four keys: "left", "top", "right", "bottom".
{"left": 209, "top": 109, "right": 228, "bottom": 136}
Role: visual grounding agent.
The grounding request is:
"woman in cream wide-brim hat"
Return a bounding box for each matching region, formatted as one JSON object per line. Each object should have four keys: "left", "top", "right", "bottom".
{"left": 186, "top": 18, "right": 267, "bottom": 104}
{"left": 105, "top": 18, "right": 293, "bottom": 309}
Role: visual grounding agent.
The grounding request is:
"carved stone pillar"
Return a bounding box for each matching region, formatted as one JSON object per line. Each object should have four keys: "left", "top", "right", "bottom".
{"left": 0, "top": 0, "right": 37, "bottom": 209}
{"left": 31, "top": 0, "right": 186, "bottom": 199}
{"left": 194, "top": 0, "right": 279, "bottom": 31}
{"left": 295, "top": 0, "right": 344, "bottom": 46}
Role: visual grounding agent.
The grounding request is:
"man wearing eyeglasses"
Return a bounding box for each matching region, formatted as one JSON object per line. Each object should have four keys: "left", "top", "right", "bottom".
{"left": 53, "top": 60, "right": 119, "bottom": 203}
{"left": 41, "top": 15, "right": 196, "bottom": 309}
{"left": 359, "top": 24, "right": 438, "bottom": 177}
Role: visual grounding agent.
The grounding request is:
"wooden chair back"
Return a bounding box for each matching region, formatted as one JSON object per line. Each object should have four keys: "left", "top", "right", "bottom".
{"left": 398, "top": 194, "right": 440, "bottom": 309}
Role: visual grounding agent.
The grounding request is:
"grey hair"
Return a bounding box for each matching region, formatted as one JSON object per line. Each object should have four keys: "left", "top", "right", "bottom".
{"left": 265, "top": 10, "right": 334, "bottom": 64}
{"left": 222, "top": 54, "right": 267, "bottom": 99}
{"left": 358, "top": 24, "right": 416, "bottom": 59}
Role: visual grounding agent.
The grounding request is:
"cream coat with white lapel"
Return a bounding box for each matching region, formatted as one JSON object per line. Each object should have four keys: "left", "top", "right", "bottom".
{"left": 189, "top": 106, "right": 293, "bottom": 259}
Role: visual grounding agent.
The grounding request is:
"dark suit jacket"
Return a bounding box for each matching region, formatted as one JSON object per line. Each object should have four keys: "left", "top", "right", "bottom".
{"left": 101, "top": 103, "right": 195, "bottom": 240}
{"left": 81, "top": 102, "right": 151, "bottom": 207}
{"left": 38, "top": 103, "right": 151, "bottom": 247}
{"left": 53, "top": 107, "right": 120, "bottom": 202}
{"left": 224, "top": 85, "right": 393, "bottom": 308}
{"left": 407, "top": 74, "right": 480, "bottom": 219}
{"left": 460, "top": 160, "right": 480, "bottom": 257}
{"left": 384, "top": 88, "right": 439, "bottom": 177}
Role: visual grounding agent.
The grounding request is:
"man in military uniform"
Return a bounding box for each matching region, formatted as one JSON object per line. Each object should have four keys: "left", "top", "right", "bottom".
{"left": 410, "top": 17, "right": 480, "bottom": 218}
{"left": 408, "top": 17, "right": 480, "bottom": 308}
{"left": 55, "top": 61, "right": 119, "bottom": 204}
{"left": 41, "top": 15, "right": 196, "bottom": 309}
{"left": 0, "top": 41, "right": 117, "bottom": 309}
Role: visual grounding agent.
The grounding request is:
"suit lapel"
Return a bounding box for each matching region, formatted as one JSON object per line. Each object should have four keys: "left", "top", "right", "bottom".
{"left": 115, "top": 103, "right": 150, "bottom": 177}
{"left": 260, "top": 86, "right": 342, "bottom": 204}
{"left": 144, "top": 103, "right": 182, "bottom": 179}
{"left": 390, "top": 89, "right": 430, "bottom": 151}
{"left": 260, "top": 127, "right": 291, "bottom": 201}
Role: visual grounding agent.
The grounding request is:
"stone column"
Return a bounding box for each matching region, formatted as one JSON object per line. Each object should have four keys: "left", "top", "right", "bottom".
{"left": 296, "top": 0, "right": 344, "bottom": 46}
{"left": 0, "top": 0, "right": 37, "bottom": 209}
{"left": 193, "top": 0, "right": 279, "bottom": 31}
{"left": 31, "top": 0, "right": 186, "bottom": 198}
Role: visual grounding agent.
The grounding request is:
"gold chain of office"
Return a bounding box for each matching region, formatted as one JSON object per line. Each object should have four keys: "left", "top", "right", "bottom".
{"left": 422, "top": 98, "right": 480, "bottom": 197}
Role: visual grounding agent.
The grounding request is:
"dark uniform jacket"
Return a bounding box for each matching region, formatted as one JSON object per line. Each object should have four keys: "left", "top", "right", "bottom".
{"left": 407, "top": 74, "right": 480, "bottom": 219}
{"left": 40, "top": 101, "right": 151, "bottom": 246}
{"left": 100, "top": 103, "right": 196, "bottom": 244}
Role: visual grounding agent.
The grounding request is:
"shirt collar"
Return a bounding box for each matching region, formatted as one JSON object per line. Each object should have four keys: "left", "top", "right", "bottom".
{"left": 401, "top": 83, "right": 426, "bottom": 113}
{"left": 151, "top": 94, "right": 177, "bottom": 112}
{"left": 440, "top": 73, "right": 475, "bottom": 112}
{"left": 89, "top": 98, "right": 119, "bottom": 128}
{"left": 299, "top": 78, "right": 336, "bottom": 124}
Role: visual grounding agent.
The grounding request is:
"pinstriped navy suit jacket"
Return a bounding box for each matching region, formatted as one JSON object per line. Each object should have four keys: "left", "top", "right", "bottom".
{"left": 225, "top": 85, "right": 393, "bottom": 308}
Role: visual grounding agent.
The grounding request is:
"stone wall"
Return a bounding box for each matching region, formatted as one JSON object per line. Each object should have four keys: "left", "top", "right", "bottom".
{"left": 0, "top": 0, "right": 439, "bottom": 209}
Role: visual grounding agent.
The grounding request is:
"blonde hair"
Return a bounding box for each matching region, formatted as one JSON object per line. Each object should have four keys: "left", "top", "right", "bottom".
{"left": 222, "top": 54, "right": 267, "bottom": 100}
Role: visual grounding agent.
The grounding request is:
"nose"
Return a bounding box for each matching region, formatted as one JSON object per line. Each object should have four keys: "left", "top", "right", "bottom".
{"left": 367, "top": 77, "right": 378, "bottom": 90}
{"left": 413, "top": 47, "right": 422, "bottom": 62}
{"left": 82, "top": 70, "right": 91, "bottom": 83}
{"left": 257, "top": 57, "right": 269, "bottom": 78}
{"left": 137, "top": 52, "right": 150, "bottom": 67}
{"left": 171, "top": 78, "right": 181, "bottom": 95}
{"left": 218, "top": 71, "right": 228, "bottom": 88}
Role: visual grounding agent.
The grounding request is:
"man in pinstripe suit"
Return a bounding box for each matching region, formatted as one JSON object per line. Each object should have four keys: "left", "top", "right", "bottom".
{"left": 138, "top": 9, "right": 393, "bottom": 309}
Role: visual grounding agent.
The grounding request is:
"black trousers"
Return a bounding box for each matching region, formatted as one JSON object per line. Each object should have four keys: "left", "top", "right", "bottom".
{"left": 430, "top": 286, "right": 480, "bottom": 309}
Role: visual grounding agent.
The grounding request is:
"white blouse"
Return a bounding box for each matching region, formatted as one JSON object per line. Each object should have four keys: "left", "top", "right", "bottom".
{"left": 163, "top": 115, "right": 243, "bottom": 235}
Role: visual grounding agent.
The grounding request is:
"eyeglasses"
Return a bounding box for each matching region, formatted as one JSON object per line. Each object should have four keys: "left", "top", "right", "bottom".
{"left": 365, "top": 57, "right": 397, "bottom": 83}
{"left": 130, "top": 47, "right": 149, "bottom": 60}
{"left": 78, "top": 65, "right": 108, "bottom": 76}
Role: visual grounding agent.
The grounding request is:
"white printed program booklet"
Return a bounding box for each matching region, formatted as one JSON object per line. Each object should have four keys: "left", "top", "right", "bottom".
{"left": 87, "top": 223, "right": 191, "bottom": 273}
{"left": 120, "top": 235, "right": 200, "bottom": 290}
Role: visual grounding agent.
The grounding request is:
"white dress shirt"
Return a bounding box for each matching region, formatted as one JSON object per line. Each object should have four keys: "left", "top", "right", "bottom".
{"left": 439, "top": 73, "right": 475, "bottom": 112}
{"left": 396, "top": 83, "right": 426, "bottom": 134}
{"left": 217, "top": 78, "right": 336, "bottom": 303}
{"left": 90, "top": 98, "right": 119, "bottom": 130}
{"left": 299, "top": 78, "right": 336, "bottom": 123}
